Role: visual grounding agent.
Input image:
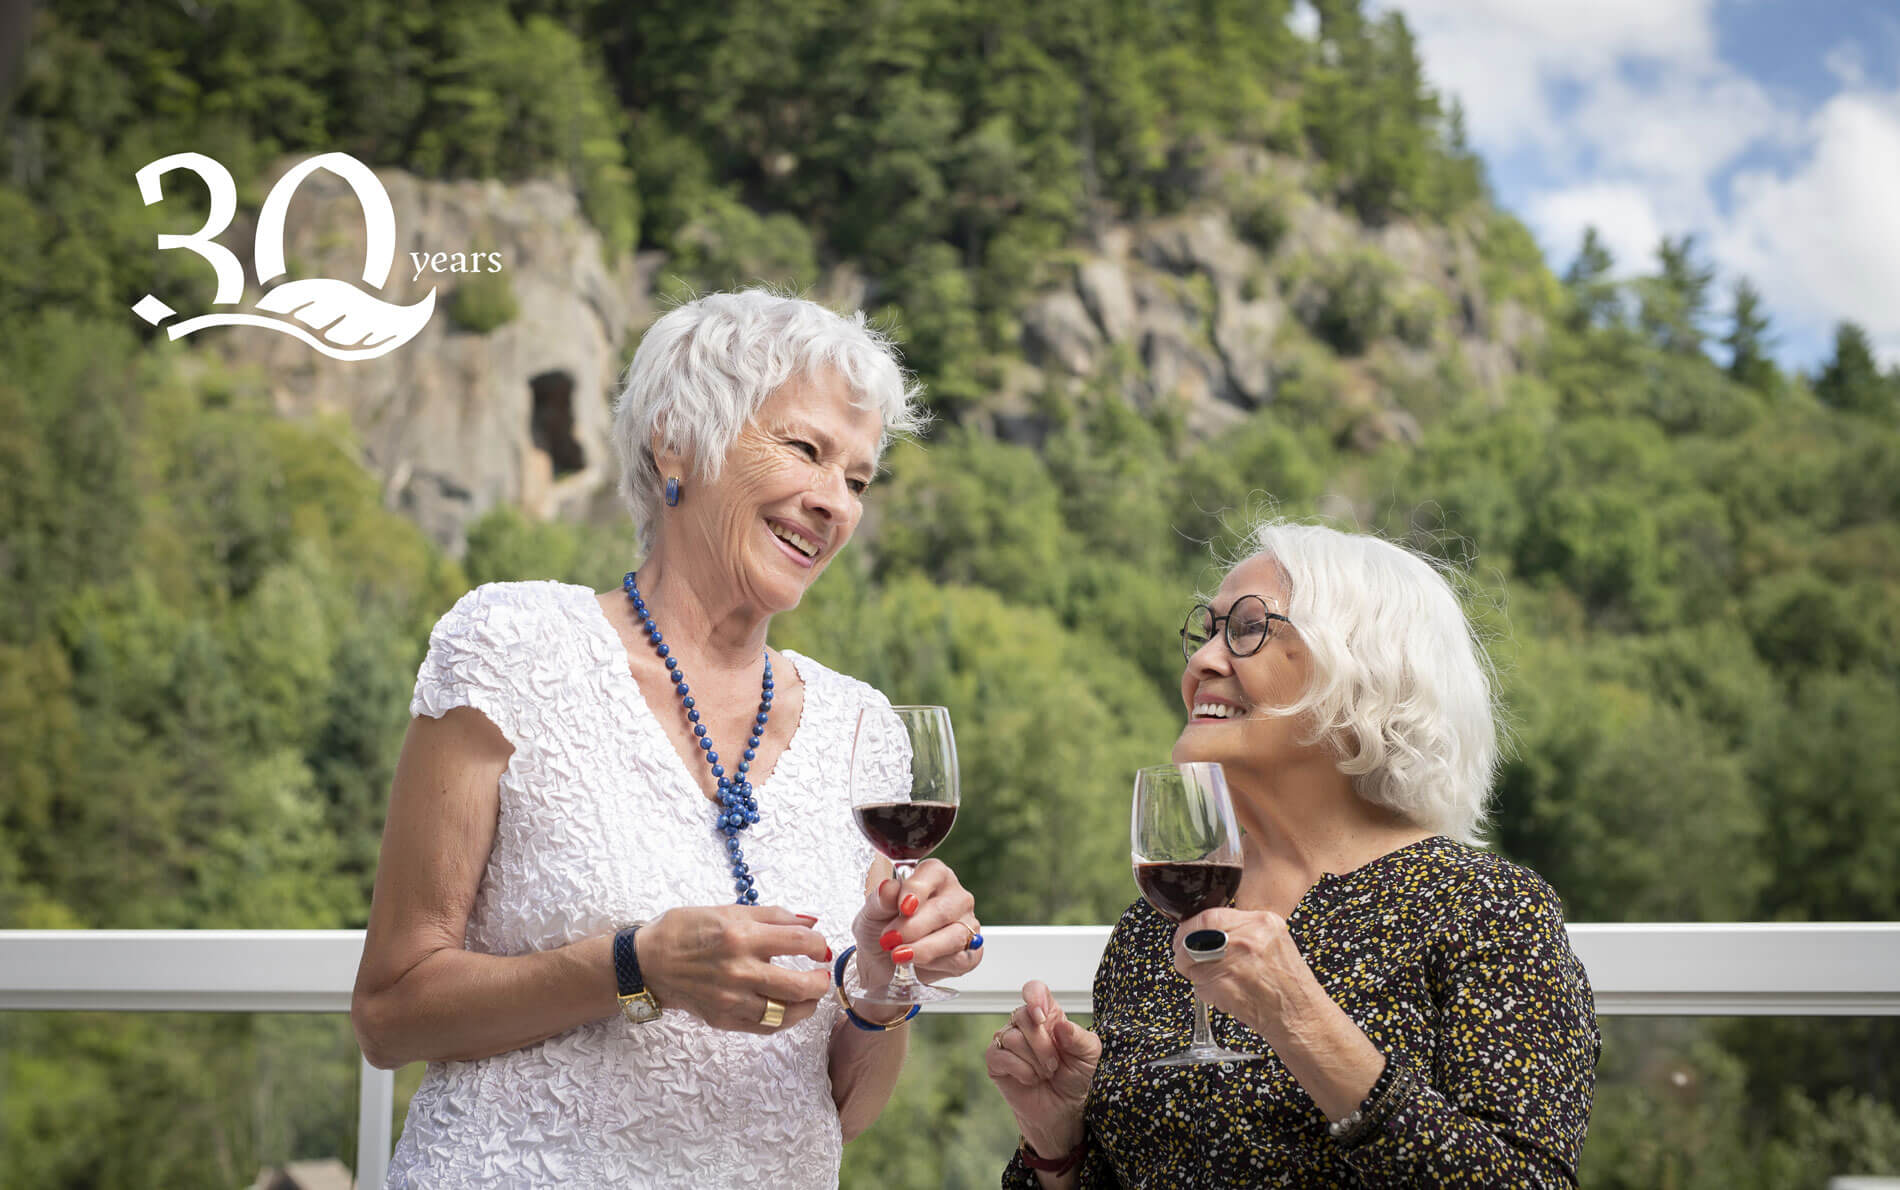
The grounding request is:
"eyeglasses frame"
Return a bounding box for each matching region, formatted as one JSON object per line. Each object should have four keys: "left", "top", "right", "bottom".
{"left": 1179, "top": 594, "right": 1294, "bottom": 662}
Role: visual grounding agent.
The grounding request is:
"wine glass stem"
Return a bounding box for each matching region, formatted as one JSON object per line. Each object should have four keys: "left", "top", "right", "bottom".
{"left": 890, "top": 862, "right": 920, "bottom": 990}
{"left": 1190, "top": 993, "right": 1216, "bottom": 1049}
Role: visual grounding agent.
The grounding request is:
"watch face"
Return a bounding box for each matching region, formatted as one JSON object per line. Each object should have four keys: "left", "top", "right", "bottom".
{"left": 620, "top": 993, "right": 662, "bottom": 1024}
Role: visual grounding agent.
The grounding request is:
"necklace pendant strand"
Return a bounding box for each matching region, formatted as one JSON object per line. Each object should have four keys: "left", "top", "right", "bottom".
{"left": 624, "top": 572, "right": 773, "bottom": 905}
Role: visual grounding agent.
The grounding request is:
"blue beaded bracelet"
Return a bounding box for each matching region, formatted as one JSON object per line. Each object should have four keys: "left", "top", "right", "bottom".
{"left": 833, "top": 944, "right": 921, "bottom": 1031}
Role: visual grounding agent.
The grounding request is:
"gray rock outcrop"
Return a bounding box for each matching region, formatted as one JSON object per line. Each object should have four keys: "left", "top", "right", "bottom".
{"left": 207, "top": 164, "right": 652, "bottom": 553}
{"left": 1021, "top": 290, "right": 1104, "bottom": 376}
{"left": 1001, "top": 154, "right": 1541, "bottom": 445}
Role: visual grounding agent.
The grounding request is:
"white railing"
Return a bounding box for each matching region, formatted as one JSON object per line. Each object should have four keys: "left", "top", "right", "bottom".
{"left": 4, "top": 924, "right": 1899, "bottom": 1187}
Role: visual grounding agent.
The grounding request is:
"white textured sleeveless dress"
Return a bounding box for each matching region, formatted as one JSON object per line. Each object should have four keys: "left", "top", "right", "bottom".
{"left": 386, "top": 581, "right": 882, "bottom": 1189}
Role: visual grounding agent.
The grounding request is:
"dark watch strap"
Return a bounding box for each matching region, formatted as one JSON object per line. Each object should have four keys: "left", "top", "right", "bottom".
{"left": 1019, "top": 1136, "right": 1084, "bottom": 1174}
{"left": 612, "top": 925, "right": 647, "bottom": 998}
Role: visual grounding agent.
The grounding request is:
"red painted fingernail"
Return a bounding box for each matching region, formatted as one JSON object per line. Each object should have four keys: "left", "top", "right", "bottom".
{"left": 892, "top": 945, "right": 915, "bottom": 964}
{"left": 880, "top": 929, "right": 904, "bottom": 951}
{"left": 823, "top": 946, "right": 833, "bottom": 962}
{"left": 899, "top": 893, "right": 919, "bottom": 917}
{"left": 795, "top": 913, "right": 819, "bottom": 925}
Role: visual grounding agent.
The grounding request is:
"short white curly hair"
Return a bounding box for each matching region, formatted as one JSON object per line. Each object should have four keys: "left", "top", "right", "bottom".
{"left": 611, "top": 289, "right": 928, "bottom": 546}
{"left": 1227, "top": 519, "right": 1498, "bottom": 844}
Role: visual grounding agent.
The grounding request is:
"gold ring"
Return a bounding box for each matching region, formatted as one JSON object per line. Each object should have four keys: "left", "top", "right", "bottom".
{"left": 954, "top": 921, "right": 979, "bottom": 947}
{"left": 760, "top": 999, "right": 786, "bottom": 1028}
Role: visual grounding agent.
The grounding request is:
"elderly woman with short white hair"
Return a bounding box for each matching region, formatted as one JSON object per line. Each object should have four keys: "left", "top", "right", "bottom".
{"left": 352, "top": 289, "right": 984, "bottom": 1188}
{"left": 988, "top": 519, "right": 1599, "bottom": 1187}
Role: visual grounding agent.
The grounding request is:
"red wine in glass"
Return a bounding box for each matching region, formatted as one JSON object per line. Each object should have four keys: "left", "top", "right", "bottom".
{"left": 854, "top": 801, "right": 958, "bottom": 862}
{"left": 1131, "top": 762, "right": 1258, "bottom": 1068}
{"left": 850, "top": 704, "right": 961, "bottom": 1007}
{"left": 1134, "top": 860, "right": 1243, "bottom": 922}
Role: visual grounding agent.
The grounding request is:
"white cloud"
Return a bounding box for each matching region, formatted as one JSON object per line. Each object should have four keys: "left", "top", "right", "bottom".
{"left": 1527, "top": 183, "right": 1663, "bottom": 276}
{"left": 1380, "top": 0, "right": 1900, "bottom": 367}
{"left": 1716, "top": 90, "right": 1900, "bottom": 364}
{"left": 1568, "top": 69, "right": 1798, "bottom": 188}
{"left": 1378, "top": 0, "right": 1770, "bottom": 246}
{"left": 1383, "top": 0, "right": 1717, "bottom": 152}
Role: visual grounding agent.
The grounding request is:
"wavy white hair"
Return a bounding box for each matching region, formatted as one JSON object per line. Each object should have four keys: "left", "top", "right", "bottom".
{"left": 611, "top": 289, "right": 927, "bottom": 545}
{"left": 1229, "top": 519, "right": 1498, "bottom": 844}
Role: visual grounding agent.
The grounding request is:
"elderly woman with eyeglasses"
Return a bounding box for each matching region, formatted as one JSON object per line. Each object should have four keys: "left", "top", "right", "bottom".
{"left": 351, "top": 290, "right": 985, "bottom": 1189}
{"left": 987, "top": 520, "right": 1599, "bottom": 1188}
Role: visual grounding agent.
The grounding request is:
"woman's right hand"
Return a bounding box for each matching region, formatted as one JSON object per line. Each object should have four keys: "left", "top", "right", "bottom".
{"left": 986, "top": 980, "right": 1102, "bottom": 1157}
{"left": 636, "top": 905, "right": 833, "bottom": 1034}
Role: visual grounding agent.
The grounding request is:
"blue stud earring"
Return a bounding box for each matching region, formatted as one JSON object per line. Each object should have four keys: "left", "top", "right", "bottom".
{"left": 664, "top": 476, "right": 681, "bottom": 507}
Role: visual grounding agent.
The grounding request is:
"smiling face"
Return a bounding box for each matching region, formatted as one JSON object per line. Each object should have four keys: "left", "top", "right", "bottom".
{"left": 1171, "top": 554, "right": 1324, "bottom": 784}
{"left": 655, "top": 368, "right": 882, "bottom": 615}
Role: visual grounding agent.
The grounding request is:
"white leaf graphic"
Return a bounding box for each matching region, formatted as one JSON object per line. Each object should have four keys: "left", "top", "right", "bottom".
{"left": 255, "top": 279, "right": 437, "bottom": 351}
{"left": 165, "top": 279, "right": 438, "bottom": 361}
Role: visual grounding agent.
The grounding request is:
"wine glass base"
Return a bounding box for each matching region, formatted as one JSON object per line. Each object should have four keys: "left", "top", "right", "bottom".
{"left": 855, "top": 981, "right": 960, "bottom": 1008}
{"left": 1144, "top": 1043, "right": 1260, "bottom": 1069}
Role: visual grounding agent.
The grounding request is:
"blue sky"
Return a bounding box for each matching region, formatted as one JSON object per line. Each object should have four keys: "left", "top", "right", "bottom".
{"left": 1355, "top": 0, "right": 1900, "bottom": 371}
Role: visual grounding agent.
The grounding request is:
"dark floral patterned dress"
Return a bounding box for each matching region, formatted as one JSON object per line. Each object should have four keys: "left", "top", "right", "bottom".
{"left": 1004, "top": 836, "right": 1599, "bottom": 1188}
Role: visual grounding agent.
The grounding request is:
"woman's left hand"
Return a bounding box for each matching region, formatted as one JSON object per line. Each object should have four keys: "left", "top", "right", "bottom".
{"left": 851, "top": 857, "right": 984, "bottom": 989}
{"left": 1170, "top": 907, "right": 1328, "bottom": 1041}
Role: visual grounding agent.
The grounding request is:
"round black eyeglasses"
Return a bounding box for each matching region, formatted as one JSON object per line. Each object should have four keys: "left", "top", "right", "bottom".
{"left": 1180, "top": 594, "right": 1292, "bottom": 662}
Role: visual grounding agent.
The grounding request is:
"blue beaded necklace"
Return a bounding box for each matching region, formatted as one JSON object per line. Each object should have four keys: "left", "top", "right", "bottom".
{"left": 623, "top": 571, "right": 772, "bottom": 905}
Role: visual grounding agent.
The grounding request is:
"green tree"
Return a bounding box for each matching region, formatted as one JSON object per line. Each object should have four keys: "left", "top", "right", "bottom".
{"left": 1751, "top": 671, "right": 1900, "bottom": 921}
{"left": 1638, "top": 234, "right": 1715, "bottom": 357}
{"left": 871, "top": 431, "right": 1076, "bottom": 608}
{"left": 1562, "top": 228, "right": 1619, "bottom": 331}
{"left": 880, "top": 242, "right": 989, "bottom": 413}
{"left": 1301, "top": 10, "right": 1447, "bottom": 221}
{"left": 1815, "top": 321, "right": 1894, "bottom": 418}
{"left": 1723, "top": 277, "right": 1780, "bottom": 394}
{"left": 1496, "top": 648, "right": 1766, "bottom": 922}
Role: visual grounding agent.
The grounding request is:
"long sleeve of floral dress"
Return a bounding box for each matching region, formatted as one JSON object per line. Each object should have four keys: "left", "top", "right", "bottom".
{"left": 1002, "top": 836, "right": 1599, "bottom": 1189}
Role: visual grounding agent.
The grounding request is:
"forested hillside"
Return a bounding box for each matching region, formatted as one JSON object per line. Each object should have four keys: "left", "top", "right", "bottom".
{"left": 3, "top": 1, "right": 1898, "bottom": 1186}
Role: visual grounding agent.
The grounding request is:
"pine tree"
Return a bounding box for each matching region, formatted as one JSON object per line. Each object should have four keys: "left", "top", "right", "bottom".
{"left": 1445, "top": 96, "right": 1470, "bottom": 155}
{"left": 1814, "top": 322, "right": 1892, "bottom": 417}
{"left": 1640, "top": 234, "right": 1715, "bottom": 356}
{"left": 1563, "top": 227, "right": 1619, "bottom": 330}
{"left": 1723, "top": 278, "right": 1780, "bottom": 394}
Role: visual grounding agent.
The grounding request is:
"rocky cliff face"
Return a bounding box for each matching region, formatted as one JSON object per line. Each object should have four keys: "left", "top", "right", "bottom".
{"left": 204, "top": 154, "right": 1535, "bottom": 551}
{"left": 208, "top": 164, "right": 654, "bottom": 553}
{"left": 1003, "top": 151, "right": 1539, "bottom": 450}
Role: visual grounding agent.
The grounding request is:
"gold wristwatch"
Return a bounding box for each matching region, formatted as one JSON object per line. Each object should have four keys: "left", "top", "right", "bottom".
{"left": 612, "top": 921, "right": 662, "bottom": 1024}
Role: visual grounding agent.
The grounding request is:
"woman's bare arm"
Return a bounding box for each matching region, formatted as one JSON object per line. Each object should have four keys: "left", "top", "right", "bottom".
{"left": 350, "top": 707, "right": 620, "bottom": 1068}
{"left": 826, "top": 858, "right": 983, "bottom": 1142}
{"left": 829, "top": 1009, "right": 911, "bottom": 1142}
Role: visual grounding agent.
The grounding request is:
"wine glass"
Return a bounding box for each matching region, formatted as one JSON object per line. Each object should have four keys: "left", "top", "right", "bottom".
{"left": 1132, "top": 761, "right": 1258, "bottom": 1068}
{"left": 850, "top": 704, "right": 961, "bottom": 1006}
